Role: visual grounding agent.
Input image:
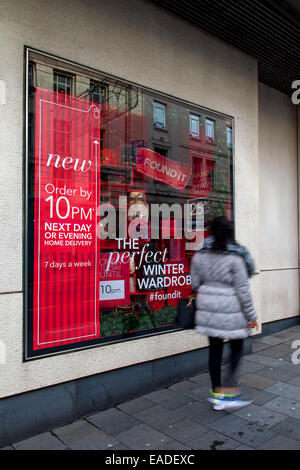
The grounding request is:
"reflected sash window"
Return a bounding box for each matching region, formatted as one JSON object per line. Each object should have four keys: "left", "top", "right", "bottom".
{"left": 53, "top": 71, "right": 73, "bottom": 96}
{"left": 226, "top": 126, "right": 232, "bottom": 149}
{"left": 154, "top": 101, "right": 166, "bottom": 128}
{"left": 190, "top": 114, "right": 200, "bottom": 138}
{"left": 205, "top": 118, "right": 215, "bottom": 143}
{"left": 89, "top": 81, "right": 107, "bottom": 105}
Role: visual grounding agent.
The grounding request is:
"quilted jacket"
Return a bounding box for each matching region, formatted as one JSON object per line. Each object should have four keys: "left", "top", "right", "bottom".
{"left": 200, "top": 236, "right": 256, "bottom": 278}
{"left": 190, "top": 250, "right": 257, "bottom": 339}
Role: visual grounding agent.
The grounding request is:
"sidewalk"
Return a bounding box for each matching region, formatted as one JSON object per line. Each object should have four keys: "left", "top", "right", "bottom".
{"left": 2, "top": 324, "right": 300, "bottom": 451}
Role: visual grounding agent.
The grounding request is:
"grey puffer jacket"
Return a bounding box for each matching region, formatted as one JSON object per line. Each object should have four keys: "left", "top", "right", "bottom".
{"left": 191, "top": 251, "right": 257, "bottom": 339}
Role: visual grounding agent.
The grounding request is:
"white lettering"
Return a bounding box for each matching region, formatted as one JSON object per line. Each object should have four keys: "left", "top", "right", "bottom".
{"left": 46, "top": 153, "right": 92, "bottom": 172}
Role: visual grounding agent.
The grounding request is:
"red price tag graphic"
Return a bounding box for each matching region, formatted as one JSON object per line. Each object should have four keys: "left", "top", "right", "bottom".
{"left": 99, "top": 253, "right": 130, "bottom": 308}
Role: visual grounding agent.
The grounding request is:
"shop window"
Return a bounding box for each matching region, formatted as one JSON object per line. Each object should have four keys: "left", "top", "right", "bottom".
{"left": 25, "top": 48, "right": 233, "bottom": 359}
{"left": 153, "top": 101, "right": 166, "bottom": 128}
{"left": 190, "top": 114, "right": 200, "bottom": 138}
{"left": 205, "top": 118, "right": 215, "bottom": 143}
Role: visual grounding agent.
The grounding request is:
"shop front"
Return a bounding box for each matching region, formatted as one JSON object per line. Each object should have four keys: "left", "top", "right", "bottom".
{"left": 5, "top": 0, "right": 292, "bottom": 446}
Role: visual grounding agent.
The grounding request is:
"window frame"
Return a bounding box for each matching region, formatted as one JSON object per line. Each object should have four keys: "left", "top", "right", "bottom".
{"left": 53, "top": 69, "right": 75, "bottom": 96}
{"left": 189, "top": 113, "right": 201, "bottom": 139}
{"left": 226, "top": 125, "right": 233, "bottom": 149}
{"left": 153, "top": 100, "right": 167, "bottom": 129}
{"left": 205, "top": 117, "right": 215, "bottom": 143}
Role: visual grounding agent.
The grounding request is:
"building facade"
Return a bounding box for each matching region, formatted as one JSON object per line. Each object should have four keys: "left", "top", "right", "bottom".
{"left": 0, "top": 0, "right": 299, "bottom": 445}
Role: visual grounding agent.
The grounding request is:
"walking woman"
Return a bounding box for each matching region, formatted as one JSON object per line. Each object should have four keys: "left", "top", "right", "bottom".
{"left": 191, "top": 216, "right": 258, "bottom": 411}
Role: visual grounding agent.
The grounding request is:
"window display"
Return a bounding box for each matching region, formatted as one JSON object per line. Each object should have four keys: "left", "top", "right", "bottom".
{"left": 25, "top": 49, "right": 233, "bottom": 359}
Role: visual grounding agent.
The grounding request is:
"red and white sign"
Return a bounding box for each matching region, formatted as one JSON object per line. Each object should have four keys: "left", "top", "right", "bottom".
{"left": 99, "top": 252, "right": 130, "bottom": 308}
{"left": 33, "top": 88, "right": 101, "bottom": 349}
{"left": 136, "top": 148, "right": 191, "bottom": 190}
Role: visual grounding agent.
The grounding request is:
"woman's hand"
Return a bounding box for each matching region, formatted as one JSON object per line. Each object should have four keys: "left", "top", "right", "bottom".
{"left": 248, "top": 321, "right": 259, "bottom": 330}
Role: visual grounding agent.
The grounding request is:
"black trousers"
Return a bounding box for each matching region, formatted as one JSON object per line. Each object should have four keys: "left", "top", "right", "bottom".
{"left": 208, "top": 337, "right": 243, "bottom": 390}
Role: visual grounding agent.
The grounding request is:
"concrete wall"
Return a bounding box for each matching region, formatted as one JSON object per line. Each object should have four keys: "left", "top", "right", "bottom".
{"left": 259, "top": 83, "right": 299, "bottom": 323}
{"left": 0, "top": 0, "right": 259, "bottom": 399}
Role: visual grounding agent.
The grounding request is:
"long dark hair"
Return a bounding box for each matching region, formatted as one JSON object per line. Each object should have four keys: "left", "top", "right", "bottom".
{"left": 211, "top": 216, "right": 235, "bottom": 251}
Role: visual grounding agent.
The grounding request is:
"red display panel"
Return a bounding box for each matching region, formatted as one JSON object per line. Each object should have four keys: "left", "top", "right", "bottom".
{"left": 32, "top": 88, "right": 101, "bottom": 349}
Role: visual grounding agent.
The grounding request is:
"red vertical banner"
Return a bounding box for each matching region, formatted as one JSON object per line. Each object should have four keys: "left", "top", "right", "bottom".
{"left": 33, "top": 88, "right": 101, "bottom": 349}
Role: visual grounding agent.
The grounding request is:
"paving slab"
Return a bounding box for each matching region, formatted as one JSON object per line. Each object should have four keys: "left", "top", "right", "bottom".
{"left": 243, "top": 353, "right": 290, "bottom": 368}
{"left": 160, "top": 394, "right": 194, "bottom": 410}
{"left": 272, "top": 327, "right": 300, "bottom": 341}
{"left": 221, "top": 361, "right": 265, "bottom": 379}
{"left": 234, "top": 360, "right": 266, "bottom": 376}
{"left": 187, "top": 430, "right": 242, "bottom": 450}
{"left": 207, "top": 414, "right": 276, "bottom": 447}
{"left": 237, "top": 373, "right": 276, "bottom": 390}
{"left": 161, "top": 418, "right": 207, "bottom": 444}
{"left": 254, "top": 365, "right": 300, "bottom": 381}
{"left": 182, "top": 386, "right": 210, "bottom": 403}
{"left": 133, "top": 404, "right": 185, "bottom": 430}
{"left": 86, "top": 407, "right": 141, "bottom": 435}
{"left": 108, "top": 443, "right": 131, "bottom": 450}
{"left": 256, "top": 434, "right": 300, "bottom": 450}
{"left": 235, "top": 444, "right": 255, "bottom": 450}
{"left": 12, "top": 432, "right": 67, "bottom": 450}
{"left": 114, "top": 423, "right": 172, "bottom": 450}
{"left": 176, "top": 400, "right": 226, "bottom": 425}
{"left": 188, "top": 372, "right": 211, "bottom": 386}
{"left": 251, "top": 342, "right": 273, "bottom": 353}
{"left": 233, "top": 403, "right": 287, "bottom": 428}
{"left": 143, "top": 389, "right": 179, "bottom": 404}
{"left": 154, "top": 440, "right": 191, "bottom": 450}
{"left": 168, "top": 380, "right": 202, "bottom": 396}
{"left": 288, "top": 375, "right": 300, "bottom": 387}
{"left": 263, "top": 396, "right": 300, "bottom": 419}
{"left": 269, "top": 417, "right": 300, "bottom": 441}
{"left": 259, "top": 344, "right": 293, "bottom": 359}
{"left": 238, "top": 385, "right": 277, "bottom": 405}
{"left": 254, "top": 336, "right": 291, "bottom": 346}
{"left": 281, "top": 352, "right": 296, "bottom": 363}
{"left": 52, "top": 420, "right": 120, "bottom": 450}
{"left": 117, "top": 397, "right": 155, "bottom": 415}
{"left": 265, "top": 382, "right": 300, "bottom": 401}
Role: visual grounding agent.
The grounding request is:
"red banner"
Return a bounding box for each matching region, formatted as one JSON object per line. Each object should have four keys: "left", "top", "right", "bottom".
{"left": 33, "top": 88, "right": 101, "bottom": 349}
{"left": 136, "top": 148, "right": 191, "bottom": 190}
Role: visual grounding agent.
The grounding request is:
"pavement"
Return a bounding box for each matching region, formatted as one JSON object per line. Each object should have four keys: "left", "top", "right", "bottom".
{"left": 2, "top": 324, "right": 300, "bottom": 451}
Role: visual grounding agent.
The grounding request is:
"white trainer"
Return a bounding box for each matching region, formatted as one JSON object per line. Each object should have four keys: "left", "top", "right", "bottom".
{"left": 208, "top": 396, "right": 252, "bottom": 411}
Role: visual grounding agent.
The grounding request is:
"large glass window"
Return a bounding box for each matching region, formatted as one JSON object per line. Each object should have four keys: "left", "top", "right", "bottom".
{"left": 25, "top": 49, "right": 233, "bottom": 359}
